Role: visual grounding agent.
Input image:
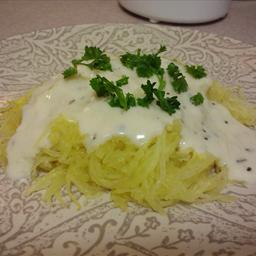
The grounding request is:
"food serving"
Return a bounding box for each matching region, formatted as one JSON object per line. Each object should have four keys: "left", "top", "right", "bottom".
{"left": 0, "top": 46, "right": 255, "bottom": 212}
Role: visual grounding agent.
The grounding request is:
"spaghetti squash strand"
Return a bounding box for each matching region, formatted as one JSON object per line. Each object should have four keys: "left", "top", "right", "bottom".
{"left": 0, "top": 93, "right": 31, "bottom": 166}
{"left": 22, "top": 116, "right": 229, "bottom": 212}
{"left": 207, "top": 81, "right": 256, "bottom": 126}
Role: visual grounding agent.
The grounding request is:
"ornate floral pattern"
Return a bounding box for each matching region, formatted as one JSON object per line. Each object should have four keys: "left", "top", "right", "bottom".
{"left": 0, "top": 24, "right": 256, "bottom": 255}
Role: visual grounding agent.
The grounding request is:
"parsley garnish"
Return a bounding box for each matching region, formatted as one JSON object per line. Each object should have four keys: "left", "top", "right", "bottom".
{"left": 89, "top": 75, "right": 134, "bottom": 110}
{"left": 83, "top": 46, "right": 103, "bottom": 60}
{"left": 63, "top": 46, "right": 112, "bottom": 79}
{"left": 153, "top": 90, "right": 180, "bottom": 115}
{"left": 63, "top": 67, "right": 77, "bottom": 79}
{"left": 109, "top": 92, "right": 136, "bottom": 110}
{"left": 126, "top": 93, "right": 137, "bottom": 108}
{"left": 186, "top": 65, "right": 207, "bottom": 79}
{"left": 167, "top": 63, "right": 188, "bottom": 93}
{"left": 171, "top": 77, "right": 188, "bottom": 94}
{"left": 90, "top": 75, "right": 114, "bottom": 97}
{"left": 137, "top": 80, "right": 180, "bottom": 115}
{"left": 89, "top": 75, "right": 180, "bottom": 115}
{"left": 108, "top": 88, "right": 127, "bottom": 110}
{"left": 116, "top": 75, "right": 129, "bottom": 87}
{"left": 82, "top": 46, "right": 112, "bottom": 71}
{"left": 137, "top": 80, "right": 156, "bottom": 107}
{"left": 166, "top": 62, "right": 179, "bottom": 77}
{"left": 62, "top": 45, "right": 209, "bottom": 116}
{"left": 120, "top": 45, "right": 167, "bottom": 89}
{"left": 190, "top": 92, "right": 204, "bottom": 106}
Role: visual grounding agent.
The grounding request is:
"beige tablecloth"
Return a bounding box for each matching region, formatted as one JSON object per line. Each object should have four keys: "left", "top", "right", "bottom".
{"left": 0, "top": 0, "right": 256, "bottom": 44}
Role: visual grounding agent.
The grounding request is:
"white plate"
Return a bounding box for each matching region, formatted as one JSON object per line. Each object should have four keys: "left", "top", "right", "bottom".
{"left": 0, "top": 24, "right": 256, "bottom": 256}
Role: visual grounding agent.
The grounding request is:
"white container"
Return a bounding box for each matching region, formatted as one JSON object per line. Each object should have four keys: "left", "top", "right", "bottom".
{"left": 119, "top": 0, "right": 232, "bottom": 24}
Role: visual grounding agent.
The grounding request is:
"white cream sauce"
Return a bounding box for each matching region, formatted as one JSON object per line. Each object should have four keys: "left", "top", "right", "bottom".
{"left": 6, "top": 56, "right": 256, "bottom": 183}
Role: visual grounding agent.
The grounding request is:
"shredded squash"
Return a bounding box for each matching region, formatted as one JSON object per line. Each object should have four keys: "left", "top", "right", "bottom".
{"left": 207, "top": 81, "right": 256, "bottom": 126}
{"left": 2, "top": 79, "right": 254, "bottom": 212}
{"left": 0, "top": 93, "right": 31, "bottom": 166}
{"left": 25, "top": 116, "right": 229, "bottom": 212}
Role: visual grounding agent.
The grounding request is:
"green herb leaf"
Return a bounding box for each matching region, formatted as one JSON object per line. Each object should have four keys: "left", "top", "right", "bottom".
{"left": 153, "top": 89, "right": 180, "bottom": 115}
{"left": 156, "top": 45, "right": 167, "bottom": 55}
{"left": 126, "top": 93, "right": 136, "bottom": 108}
{"left": 186, "top": 65, "right": 207, "bottom": 79}
{"left": 72, "top": 59, "right": 82, "bottom": 66}
{"left": 63, "top": 46, "right": 112, "bottom": 79}
{"left": 116, "top": 75, "right": 129, "bottom": 87}
{"left": 120, "top": 46, "right": 167, "bottom": 89}
{"left": 90, "top": 75, "right": 109, "bottom": 97}
{"left": 171, "top": 76, "right": 188, "bottom": 93}
{"left": 156, "top": 68, "right": 166, "bottom": 91}
{"left": 89, "top": 75, "right": 115, "bottom": 97}
{"left": 120, "top": 49, "right": 140, "bottom": 70}
{"left": 83, "top": 46, "right": 103, "bottom": 60}
{"left": 82, "top": 46, "right": 112, "bottom": 71}
{"left": 109, "top": 89, "right": 135, "bottom": 110}
{"left": 90, "top": 75, "right": 136, "bottom": 110}
{"left": 84, "top": 54, "right": 112, "bottom": 71}
{"left": 62, "top": 66, "right": 78, "bottom": 79}
{"left": 167, "top": 63, "right": 188, "bottom": 93}
{"left": 137, "top": 80, "right": 156, "bottom": 107}
{"left": 136, "top": 61, "right": 155, "bottom": 77}
{"left": 167, "top": 63, "right": 179, "bottom": 78}
{"left": 190, "top": 92, "right": 204, "bottom": 106}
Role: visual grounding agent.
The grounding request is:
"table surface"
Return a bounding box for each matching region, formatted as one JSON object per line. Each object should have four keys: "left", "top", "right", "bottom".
{"left": 0, "top": 0, "right": 256, "bottom": 45}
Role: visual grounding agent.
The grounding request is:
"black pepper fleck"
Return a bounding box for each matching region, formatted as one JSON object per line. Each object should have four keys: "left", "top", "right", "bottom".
{"left": 224, "top": 120, "right": 229, "bottom": 124}
{"left": 246, "top": 167, "right": 252, "bottom": 172}
{"left": 68, "top": 99, "right": 76, "bottom": 105}
{"left": 211, "top": 102, "right": 216, "bottom": 106}
{"left": 204, "top": 137, "right": 208, "bottom": 140}
{"left": 236, "top": 158, "right": 247, "bottom": 163}
{"left": 202, "top": 129, "right": 206, "bottom": 133}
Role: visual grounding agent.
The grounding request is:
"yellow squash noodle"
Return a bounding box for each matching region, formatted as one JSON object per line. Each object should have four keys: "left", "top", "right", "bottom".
{"left": 207, "top": 81, "right": 256, "bottom": 126}
{"left": 25, "top": 116, "right": 229, "bottom": 212}
{"left": 0, "top": 93, "right": 31, "bottom": 166}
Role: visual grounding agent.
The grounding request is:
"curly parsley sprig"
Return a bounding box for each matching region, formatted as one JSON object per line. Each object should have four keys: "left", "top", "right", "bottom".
{"left": 167, "top": 63, "right": 188, "bottom": 93}
{"left": 89, "top": 75, "right": 180, "bottom": 116}
{"left": 153, "top": 90, "right": 180, "bottom": 115}
{"left": 137, "top": 80, "right": 156, "bottom": 108}
{"left": 186, "top": 65, "right": 207, "bottom": 79}
{"left": 120, "top": 45, "right": 167, "bottom": 90}
{"left": 89, "top": 75, "right": 135, "bottom": 110}
{"left": 63, "top": 46, "right": 112, "bottom": 79}
{"left": 190, "top": 92, "right": 204, "bottom": 106}
{"left": 64, "top": 45, "right": 206, "bottom": 115}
